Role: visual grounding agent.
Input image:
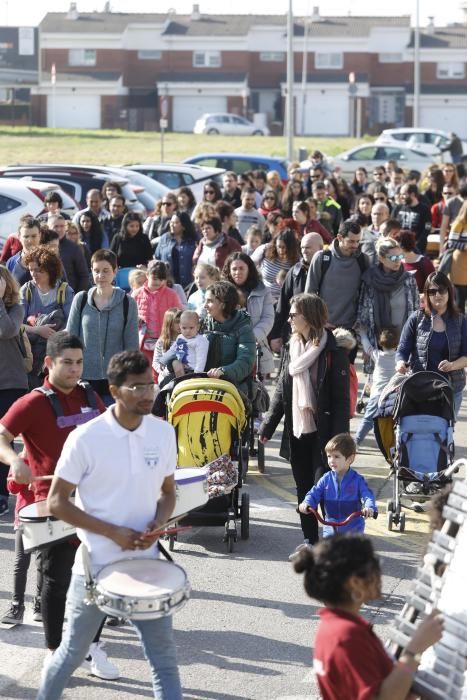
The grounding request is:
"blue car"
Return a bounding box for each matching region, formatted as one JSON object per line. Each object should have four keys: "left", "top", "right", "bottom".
{"left": 183, "top": 153, "right": 289, "bottom": 182}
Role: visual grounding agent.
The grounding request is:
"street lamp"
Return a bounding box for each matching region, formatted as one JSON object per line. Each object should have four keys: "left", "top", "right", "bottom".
{"left": 300, "top": 14, "right": 311, "bottom": 136}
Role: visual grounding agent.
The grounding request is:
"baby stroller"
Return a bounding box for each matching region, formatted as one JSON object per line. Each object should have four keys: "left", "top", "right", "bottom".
{"left": 374, "top": 371, "right": 457, "bottom": 532}
{"left": 164, "top": 373, "right": 250, "bottom": 552}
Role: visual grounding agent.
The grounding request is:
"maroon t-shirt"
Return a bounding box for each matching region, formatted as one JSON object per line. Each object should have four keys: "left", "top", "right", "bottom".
{"left": 1, "top": 378, "right": 105, "bottom": 501}
{"left": 313, "top": 608, "right": 393, "bottom": 700}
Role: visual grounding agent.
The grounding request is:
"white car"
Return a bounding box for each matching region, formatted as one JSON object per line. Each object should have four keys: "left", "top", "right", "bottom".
{"left": 124, "top": 163, "right": 225, "bottom": 203}
{"left": 327, "top": 142, "right": 439, "bottom": 178}
{"left": 193, "top": 113, "right": 270, "bottom": 136}
{"left": 0, "top": 179, "right": 78, "bottom": 251}
{"left": 376, "top": 128, "right": 467, "bottom": 162}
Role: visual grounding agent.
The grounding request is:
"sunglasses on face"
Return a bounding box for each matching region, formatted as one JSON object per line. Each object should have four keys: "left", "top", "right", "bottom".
{"left": 204, "top": 190, "right": 215, "bottom": 195}
{"left": 427, "top": 286, "right": 448, "bottom": 296}
{"left": 162, "top": 201, "right": 174, "bottom": 206}
{"left": 385, "top": 253, "right": 404, "bottom": 262}
{"left": 264, "top": 195, "right": 276, "bottom": 200}
{"left": 374, "top": 196, "right": 386, "bottom": 201}
{"left": 443, "top": 191, "right": 453, "bottom": 196}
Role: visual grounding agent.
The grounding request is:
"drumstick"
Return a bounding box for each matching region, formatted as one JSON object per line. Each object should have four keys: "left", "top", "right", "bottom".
{"left": 7, "top": 475, "right": 54, "bottom": 482}
{"left": 141, "top": 525, "right": 192, "bottom": 539}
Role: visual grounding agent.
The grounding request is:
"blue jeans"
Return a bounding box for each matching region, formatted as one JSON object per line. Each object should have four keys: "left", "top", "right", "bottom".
{"left": 355, "top": 393, "right": 380, "bottom": 443}
{"left": 36, "top": 574, "right": 182, "bottom": 700}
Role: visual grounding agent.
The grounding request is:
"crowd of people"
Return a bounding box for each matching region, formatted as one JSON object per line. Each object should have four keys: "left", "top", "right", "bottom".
{"left": 0, "top": 155, "right": 466, "bottom": 699}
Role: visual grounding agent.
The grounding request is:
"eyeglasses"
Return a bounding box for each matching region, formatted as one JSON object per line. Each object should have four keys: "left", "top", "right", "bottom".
{"left": 374, "top": 196, "right": 386, "bottom": 201}
{"left": 373, "top": 171, "right": 384, "bottom": 176}
{"left": 427, "top": 287, "right": 448, "bottom": 296}
{"left": 264, "top": 195, "right": 276, "bottom": 200}
{"left": 443, "top": 168, "right": 455, "bottom": 173}
{"left": 443, "top": 191, "right": 453, "bottom": 196}
{"left": 385, "top": 253, "right": 404, "bottom": 262}
{"left": 204, "top": 190, "right": 215, "bottom": 195}
{"left": 120, "top": 383, "right": 157, "bottom": 396}
{"left": 161, "top": 201, "right": 174, "bottom": 206}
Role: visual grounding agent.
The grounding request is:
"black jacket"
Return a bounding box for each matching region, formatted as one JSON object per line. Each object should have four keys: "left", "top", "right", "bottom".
{"left": 110, "top": 232, "right": 153, "bottom": 269}
{"left": 59, "top": 237, "right": 90, "bottom": 293}
{"left": 271, "top": 261, "right": 308, "bottom": 340}
{"left": 260, "top": 330, "right": 350, "bottom": 461}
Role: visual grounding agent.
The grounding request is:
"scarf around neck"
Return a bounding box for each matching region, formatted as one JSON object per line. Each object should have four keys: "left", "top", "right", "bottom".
{"left": 289, "top": 331, "right": 327, "bottom": 438}
{"left": 364, "top": 263, "right": 407, "bottom": 331}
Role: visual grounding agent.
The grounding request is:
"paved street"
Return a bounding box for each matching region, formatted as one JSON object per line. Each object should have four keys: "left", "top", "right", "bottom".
{"left": 1, "top": 370, "right": 466, "bottom": 699}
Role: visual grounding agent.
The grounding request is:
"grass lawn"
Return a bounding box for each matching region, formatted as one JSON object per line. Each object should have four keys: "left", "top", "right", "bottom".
{"left": 0, "top": 126, "right": 371, "bottom": 165}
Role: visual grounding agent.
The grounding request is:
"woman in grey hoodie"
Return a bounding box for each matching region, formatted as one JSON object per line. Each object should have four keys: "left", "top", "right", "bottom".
{"left": 66, "top": 249, "right": 138, "bottom": 404}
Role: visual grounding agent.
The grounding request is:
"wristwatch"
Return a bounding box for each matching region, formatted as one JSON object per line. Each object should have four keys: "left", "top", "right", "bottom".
{"left": 218, "top": 368, "right": 225, "bottom": 376}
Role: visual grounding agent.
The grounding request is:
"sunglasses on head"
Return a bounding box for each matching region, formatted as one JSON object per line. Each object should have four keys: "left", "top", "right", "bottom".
{"left": 427, "top": 286, "right": 448, "bottom": 296}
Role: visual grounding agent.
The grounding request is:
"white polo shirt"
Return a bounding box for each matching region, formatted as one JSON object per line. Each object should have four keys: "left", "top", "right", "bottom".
{"left": 55, "top": 407, "right": 176, "bottom": 574}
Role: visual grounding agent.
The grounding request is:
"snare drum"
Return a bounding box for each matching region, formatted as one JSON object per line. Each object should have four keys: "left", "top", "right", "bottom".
{"left": 18, "top": 499, "right": 76, "bottom": 553}
{"left": 173, "top": 468, "right": 208, "bottom": 519}
{"left": 92, "top": 558, "right": 190, "bottom": 620}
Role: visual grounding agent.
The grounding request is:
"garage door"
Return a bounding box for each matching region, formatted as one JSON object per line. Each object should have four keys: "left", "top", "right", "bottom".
{"left": 47, "top": 95, "right": 101, "bottom": 129}
{"left": 296, "top": 93, "right": 349, "bottom": 136}
{"left": 420, "top": 107, "right": 467, "bottom": 139}
{"left": 172, "top": 96, "right": 227, "bottom": 132}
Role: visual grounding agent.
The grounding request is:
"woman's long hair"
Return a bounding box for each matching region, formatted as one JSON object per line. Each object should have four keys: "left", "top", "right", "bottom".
{"left": 159, "top": 307, "right": 182, "bottom": 351}
{"left": 264, "top": 228, "right": 299, "bottom": 264}
{"left": 121, "top": 212, "right": 143, "bottom": 239}
{"left": 78, "top": 210, "right": 103, "bottom": 253}
{"left": 222, "top": 251, "right": 260, "bottom": 294}
{"left": 174, "top": 211, "right": 198, "bottom": 241}
{"left": 423, "top": 271, "right": 459, "bottom": 319}
{"left": 290, "top": 292, "right": 328, "bottom": 345}
{"left": 0, "top": 265, "right": 20, "bottom": 307}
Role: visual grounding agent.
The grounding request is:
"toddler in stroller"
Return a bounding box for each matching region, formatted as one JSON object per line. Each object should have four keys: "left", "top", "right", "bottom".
{"left": 163, "top": 373, "right": 251, "bottom": 552}
{"left": 375, "top": 371, "right": 458, "bottom": 530}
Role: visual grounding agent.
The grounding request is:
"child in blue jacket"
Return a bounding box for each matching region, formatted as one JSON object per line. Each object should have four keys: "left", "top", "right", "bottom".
{"left": 299, "top": 433, "right": 377, "bottom": 538}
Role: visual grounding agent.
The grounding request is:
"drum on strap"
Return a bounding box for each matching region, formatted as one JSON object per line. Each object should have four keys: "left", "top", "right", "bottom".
{"left": 18, "top": 499, "right": 76, "bottom": 553}
{"left": 172, "top": 468, "right": 208, "bottom": 520}
{"left": 89, "top": 558, "right": 190, "bottom": 621}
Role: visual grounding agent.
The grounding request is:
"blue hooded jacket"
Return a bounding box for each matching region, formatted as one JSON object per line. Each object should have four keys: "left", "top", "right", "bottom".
{"left": 304, "top": 468, "right": 377, "bottom": 537}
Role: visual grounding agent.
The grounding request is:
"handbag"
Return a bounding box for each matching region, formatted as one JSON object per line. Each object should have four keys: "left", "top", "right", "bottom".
{"left": 16, "top": 326, "right": 33, "bottom": 373}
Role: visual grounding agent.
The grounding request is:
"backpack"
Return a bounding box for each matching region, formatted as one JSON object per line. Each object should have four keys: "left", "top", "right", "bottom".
{"left": 15, "top": 325, "right": 33, "bottom": 373}
{"left": 24, "top": 281, "right": 68, "bottom": 308}
{"left": 318, "top": 250, "right": 366, "bottom": 294}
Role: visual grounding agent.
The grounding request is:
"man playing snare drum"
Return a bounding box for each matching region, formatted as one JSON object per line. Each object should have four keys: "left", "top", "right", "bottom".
{"left": 0, "top": 331, "right": 119, "bottom": 679}
{"left": 37, "top": 350, "right": 182, "bottom": 700}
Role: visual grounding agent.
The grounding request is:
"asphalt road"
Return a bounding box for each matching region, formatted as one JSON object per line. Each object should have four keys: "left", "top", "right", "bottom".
{"left": 1, "top": 371, "right": 466, "bottom": 700}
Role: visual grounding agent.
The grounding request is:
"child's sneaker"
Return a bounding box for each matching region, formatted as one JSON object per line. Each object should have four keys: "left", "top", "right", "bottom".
{"left": 1, "top": 602, "right": 25, "bottom": 625}
{"left": 32, "top": 597, "right": 42, "bottom": 622}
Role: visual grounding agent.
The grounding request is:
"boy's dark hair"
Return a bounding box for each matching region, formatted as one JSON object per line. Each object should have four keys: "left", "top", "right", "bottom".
{"left": 91, "top": 249, "right": 118, "bottom": 270}
{"left": 338, "top": 220, "right": 361, "bottom": 238}
{"left": 378, "top": 327, "right": 399, "bottom": 350}
{"left": 107, "top": 350, "right": 149, "bottom": 386}
{"left": 325, "top": 433, "right": 356, "bottom": 459}
{"left": 46, "top": 331, "right": 83, "bottom": 360}
{"left": 41, "top": 229, "right": 60, "bottom": 244}
{"left": 45, "top": 191, "right": 63, "bottom": 207}
{"left": 147, "top": 260, "right": 168, "bottom": 280}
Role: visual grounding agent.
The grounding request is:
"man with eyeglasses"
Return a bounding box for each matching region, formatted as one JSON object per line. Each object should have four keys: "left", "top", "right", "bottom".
{"left": 235, "top": 188, "right": 265, "bottom": 239}
{"left": 393, "top": 184, "right": 431, "bottom": 253}
{"left": 37, "top": 349, "right": 182, "bottom": 700}
{"left": 222, "top": 171, "right": 242, "bottom": 208}
{"left": 0, "top": 332, "right": 119, "bottom": 681}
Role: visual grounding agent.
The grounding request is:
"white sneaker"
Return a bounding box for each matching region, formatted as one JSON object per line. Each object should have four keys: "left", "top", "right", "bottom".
{"left": 288, "top": 540, "right": 311, "bottom": 562}
{"left": 82, "top": 642, "right": 120, "bottom": 680}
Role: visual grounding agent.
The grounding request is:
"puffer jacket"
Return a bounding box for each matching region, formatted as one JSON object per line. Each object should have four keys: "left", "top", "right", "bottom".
{"left": 203, "top": 308, "right": 256, "bottom": 393}
{"left": 303, "top": 469, "right": 377, "bottom": 537}
{"left": 132, "top": 283, "right": 182, "bottom": 338}
{"left": 260, "top": 330, "right": 350, "bottom": 461}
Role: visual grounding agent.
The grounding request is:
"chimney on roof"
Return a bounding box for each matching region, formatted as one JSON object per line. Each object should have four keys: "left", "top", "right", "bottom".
{"left": 191, "top": 4, "right": 201, "bottom": 21}
{"left": 66, "top": 2, "right": 79, "bottom": 20}
{"left": 311, "top": 6, "right": 322, "bottom": 22}
{"left": 426, "top": 16, "right": 435, "bottom": 34}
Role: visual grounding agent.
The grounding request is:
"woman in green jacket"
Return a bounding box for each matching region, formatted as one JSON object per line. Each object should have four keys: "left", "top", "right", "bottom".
{"left": 203, "top": 281, "right": 256, "bottom": 395}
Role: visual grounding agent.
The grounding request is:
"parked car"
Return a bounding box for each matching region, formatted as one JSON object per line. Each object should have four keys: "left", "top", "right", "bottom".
{"left": 0, "top": 178, "right": 78, "bottom": 250}
{"left": 124, "top": 163, "right": 225, "bottom": 203}
{"left": 193, "top": 113, "right": 270, "bottom": 136}
{"left": 327, "top": 142, "right": 439, "bottom": 178}
{"left": 376, "top": 128, "right": 467, "bottom": 163}
{"left": 0, "top": 165, "right": 149, "bottom": 214}
{"left": 184, "top": 153, "right": 289, "bottom": 182}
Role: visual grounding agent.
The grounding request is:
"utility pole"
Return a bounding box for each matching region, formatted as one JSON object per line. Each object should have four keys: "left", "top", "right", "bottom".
{"left": 286, "top": 0, "right": 294, "bottom": 160}
{"left": 413, "top": 0, "right": 420, "bottom": 127}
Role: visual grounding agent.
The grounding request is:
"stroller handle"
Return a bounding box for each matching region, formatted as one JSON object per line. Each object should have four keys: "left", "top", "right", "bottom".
{"left": 301, "top": 506, "right": 378, "bottom": 527}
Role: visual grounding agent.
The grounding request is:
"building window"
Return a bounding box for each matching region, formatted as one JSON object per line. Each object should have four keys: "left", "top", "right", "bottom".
{"left": 379, "top": 53, "right": 403, "bottom": 63}
{"left": 315, "top": 52, "right": 343, "bottom": 69}
{"left": 259, "top": 52, "right": 285, "bottom": 62}
{"left": 437, "top": 62, "right": 465, "bottom": 79}
{"left": 138, "top": 50, "right": 161, "bottom": 60}
{"left": 68, "top": 49, "right": 96, "bottom": 67}
{"left": 193, "top": 51, "right": 221, "bottom": 68}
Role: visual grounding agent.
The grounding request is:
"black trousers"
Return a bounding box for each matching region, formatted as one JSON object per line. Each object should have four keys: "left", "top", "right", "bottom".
{"left": 41, "top": 539, "right": 78, "bottom": 649}
{"left": 290, "top": 432, "right": 327, "bottom": 544}
{"left": 455, "top": 285, "right": 467, "bottom": 314}
{"left": 0, "top": 388, "right": 28, "bottom": 498}
{"left": 13, "top": 528, "right": 42, "bottom": 604}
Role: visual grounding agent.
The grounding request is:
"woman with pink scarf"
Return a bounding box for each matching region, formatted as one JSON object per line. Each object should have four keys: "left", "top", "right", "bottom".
{"left": 259, "top": 293, "right": 350, "bottom": 551}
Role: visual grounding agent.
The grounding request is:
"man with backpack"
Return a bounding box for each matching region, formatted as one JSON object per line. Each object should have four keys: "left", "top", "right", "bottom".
{"left": 305, "top": 221, "right": 369, "bottom": 361}
{"left": 0, "top": 332, "right": 119, "bottom": 680}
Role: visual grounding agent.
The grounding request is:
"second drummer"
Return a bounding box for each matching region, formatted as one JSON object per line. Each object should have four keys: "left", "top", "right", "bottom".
{"left": 37, "top": 349, "right": 182, "bottom": 700}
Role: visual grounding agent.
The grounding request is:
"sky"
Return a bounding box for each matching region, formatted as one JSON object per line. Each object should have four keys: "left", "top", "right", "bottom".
{"left": 0, "top": 0, "right": 465, "bottom": 28}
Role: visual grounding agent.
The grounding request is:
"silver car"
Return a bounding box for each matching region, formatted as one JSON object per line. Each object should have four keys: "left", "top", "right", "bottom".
{"left": 376, "top": 128, "right": 467, "bottom": 162}
{"left": 193, "top": 113, "right": 270, "bottom": 136}
{"left": 328, "top": 142, "right": 439, "bottom": 178}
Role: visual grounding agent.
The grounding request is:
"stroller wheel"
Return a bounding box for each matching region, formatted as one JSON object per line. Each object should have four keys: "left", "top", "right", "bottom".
{"left": 241, "top": 492, "right": 250, "bottom": 540}
{"left": 399, "top": 512, "right": 406, "bottom": 532}
{"left": 386, "top": 511, "right": 393, "bottom": 531}
{"left": 257, "top": 441, "right": 265, "bottom": 474}
{"left": 386, "top": 499, "right": 394, "bottom": 513}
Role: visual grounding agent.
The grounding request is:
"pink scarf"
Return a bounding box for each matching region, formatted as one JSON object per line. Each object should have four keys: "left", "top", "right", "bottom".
{"left": 289, "top": 332, "right": 327, "bottom": 438}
